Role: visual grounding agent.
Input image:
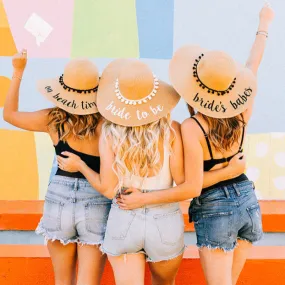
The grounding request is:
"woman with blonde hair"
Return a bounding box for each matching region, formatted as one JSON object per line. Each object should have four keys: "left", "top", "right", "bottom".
{"left": 117, "top": 4, "right": 274, "bottom": 285}
{"left": 58, "top": 58, "right": 247, "bottom": 285}
{"left": 3, "top": 53, "right": 111, "bottom": 285}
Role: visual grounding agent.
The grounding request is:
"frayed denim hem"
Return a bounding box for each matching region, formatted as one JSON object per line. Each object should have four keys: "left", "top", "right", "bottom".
{"left": 100, "top": 245, "right": 144, "bottom": 257}
{"left": 197, "top": 242, "right": 237, "bottom": 253}
{"left": 77, "top": 240, "right": 103, "bottom": 247}
{"left": 35, "top": 226, "right": 78, "bottom": 246}
{"left": 100, "top": 246, "right": 145, "bottom": 263}
{"left": 237, "top": 237, "right": 253, "bottom": 244}
{"left": 147, "top": 245, "right": 186, "bottom": 263}
{"left": 237, "top": 235, "right": 263, "bottom": 244}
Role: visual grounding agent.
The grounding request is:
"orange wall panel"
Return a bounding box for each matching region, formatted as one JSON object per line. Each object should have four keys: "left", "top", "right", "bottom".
{"left": 0, "top": 130, "right": 38, "bottom": 200}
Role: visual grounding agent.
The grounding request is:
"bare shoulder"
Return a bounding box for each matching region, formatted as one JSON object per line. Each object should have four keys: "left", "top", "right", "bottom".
{"left": 39, "top": 108, "right": 52, "bottom": 117}
{"left": 181, "top": 117, "right": 198, "bottom": 132}
{"left": 96, "top": 116, "right": 105, "bottom": 134}
{"left": 181, "top": 117, "right": 204, "bottom": 140}
{"left": 170, "top": 120, "right": 182, "bottom": 142}
{"left": 171, "top": 120, "right": 181, "bottom": 132}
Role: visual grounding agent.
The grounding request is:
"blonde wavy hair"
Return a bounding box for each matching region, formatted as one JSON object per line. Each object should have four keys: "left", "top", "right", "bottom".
{"left": 48, "top": 107, "right": 101, "bottom": 141}
{"left": 102, "top": 115, "right": 174, "bottom": 189}
{"left": 188, "top": 104, "right": 245, "bottom": 152}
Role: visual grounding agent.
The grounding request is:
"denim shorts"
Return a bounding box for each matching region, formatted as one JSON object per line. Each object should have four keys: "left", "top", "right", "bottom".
{"left": 36, "top": 176, "right": 112, "bottom": 245}
{"left": 189, "top": 180, "right": 263, "bottom": 251}
{"left": 101, "top": 195, "right": 185, "bottom": 262}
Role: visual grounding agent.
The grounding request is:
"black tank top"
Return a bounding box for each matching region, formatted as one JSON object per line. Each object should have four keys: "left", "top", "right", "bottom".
{"left": 54, "top": 126, "right": 100, "bottom": 178}
{"left": 191, "top": 117, "right": 248, "bottom": 192}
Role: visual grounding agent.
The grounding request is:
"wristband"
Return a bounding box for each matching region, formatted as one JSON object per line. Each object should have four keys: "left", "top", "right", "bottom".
{"left": 12, "top": 75, "right": 22, "bottom": 80}
{"left": 256, "top": 31, "right": 268, "bottom": 38}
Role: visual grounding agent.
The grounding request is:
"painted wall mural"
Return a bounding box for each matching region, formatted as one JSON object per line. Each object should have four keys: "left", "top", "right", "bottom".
{"left": 0, "top": 0, "right": 284, "bottom": 200}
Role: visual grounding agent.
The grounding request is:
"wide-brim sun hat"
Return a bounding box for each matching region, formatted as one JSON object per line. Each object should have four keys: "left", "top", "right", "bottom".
{"left": 96, "top": 59, "right": 180, "bottom": 126}
{"left": 169, "top": 45, "right": 257, "bottom": 118}
{"left": 37, "top": 59, "right": 99, "bottom": 115}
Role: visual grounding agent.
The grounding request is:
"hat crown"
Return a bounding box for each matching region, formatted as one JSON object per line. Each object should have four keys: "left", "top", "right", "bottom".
{"left": 63, "top": 59, "right": 99, "bottom": 90}
{"left": 198, "top": 51, "right": 237, "bottom": 91}
{"left": 118, "top": 60, "right": 154, "bottom": 100}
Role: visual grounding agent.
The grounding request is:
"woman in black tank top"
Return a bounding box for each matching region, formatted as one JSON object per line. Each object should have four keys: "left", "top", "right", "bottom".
{"left": 117, "top": 4, "right": 274, "bottom": 285}
{"left": 3, "top": 54, "right": 112, "bottom": 285}
{"left": 177, "top": 5, "right": 273, "bottom": 285}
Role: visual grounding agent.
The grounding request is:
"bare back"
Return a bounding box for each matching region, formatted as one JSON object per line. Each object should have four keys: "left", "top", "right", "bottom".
{"left": 194, "top": 113, "right": 245, "bottom": 171}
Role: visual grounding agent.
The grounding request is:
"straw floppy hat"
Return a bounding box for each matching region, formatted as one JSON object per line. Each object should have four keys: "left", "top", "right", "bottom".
{"left": 169, "top": 45, "right": 257, "bottom": 118}
{"left": 37, "top": 59, "right": 99, "bottom": 115}
{"left": 97, "top": 59, "right": 180, "bottom": 126}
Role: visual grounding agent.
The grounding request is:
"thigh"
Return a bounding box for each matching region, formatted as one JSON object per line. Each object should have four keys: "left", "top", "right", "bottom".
{"left": 199, "top": 247, "right": 233, "bottom": 285}
{"left": 232, "top": 239, "right": 252, "bottom": 285}
{"left": 108, "top": 253, "right": 145, "bottom": 285}
{"left": 77, "top": 244, "right": 107, "bottom": 285}
{"left": 47, "top": 240, "right": 77, "bottom": 285}
{"left": 149, "top": 253, "right": 183, "bottom": 285}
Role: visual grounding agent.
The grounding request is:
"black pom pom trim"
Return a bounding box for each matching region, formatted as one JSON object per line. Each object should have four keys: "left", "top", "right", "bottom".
{"left": 59, "top": 74, "right": 98, "bottom": 93}
{"left": 192, "top": 54, "right": 237, "bottom": 96}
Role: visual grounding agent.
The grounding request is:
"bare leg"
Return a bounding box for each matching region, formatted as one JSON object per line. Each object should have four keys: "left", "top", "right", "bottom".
{"left": 149, "top": 254, "right": 183, "bottom": 285}
{"left": 232, "top": 240, "right": 252, "bottom": 285}
{"left": 47, "top": 240, "right": 77, "bottom": 285}
{"left": 199, "top": 247, "right": 234, "bottom": 285}
{"left": 76, "top": 244, "right": 107, "bottom": 285}
{"left": 108, "top": 253, "right": 145, "bottom": 285}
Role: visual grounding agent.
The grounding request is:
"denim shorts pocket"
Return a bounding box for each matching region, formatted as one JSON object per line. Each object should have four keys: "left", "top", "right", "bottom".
{"left": 154, "top": 209, "right": 184, "bottom": 246}
{"left": 246, "top": 203, "right": 263, "bottom": 234}
{"left": 42, "top": 198, "right": 64, "bottom": 232}
{"left": 85, "top": 202, "right": 111, "bottom": 235}
{"left": 106, "top": 207, "right": 136, "bottom": 240}
{"left": 204, "top": 211, "right": 233, "bottom": 245}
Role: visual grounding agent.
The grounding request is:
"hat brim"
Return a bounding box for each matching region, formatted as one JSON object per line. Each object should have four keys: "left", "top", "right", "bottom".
{"left": 97, "top": 59, "right": 180, "bottom": 126}
{"left": 37, "top": 78, "right": 98, "bottom": 115}
{"left": 169, "top": 45, "right": 257, "bottom": 118}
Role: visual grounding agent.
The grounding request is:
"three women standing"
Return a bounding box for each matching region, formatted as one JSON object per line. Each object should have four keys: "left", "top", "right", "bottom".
{"left": 3, "top": 3, "right": 274, "bottom": 285}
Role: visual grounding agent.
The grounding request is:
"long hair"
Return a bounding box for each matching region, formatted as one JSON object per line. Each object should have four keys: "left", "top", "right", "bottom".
{"left": 102, "top": 115, "right": 174, "bottom": 189}
{"left": 187, "top": 104, "right": 245, "bottom": 152}
{"left": 48, "top": 107, "right": 101, "bottom": 141}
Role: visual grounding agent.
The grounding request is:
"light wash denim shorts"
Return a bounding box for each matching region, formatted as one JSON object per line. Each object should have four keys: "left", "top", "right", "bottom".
{"left": 36, "top": 176, "right": 112, "bottom": 245}
{"left": 189, "top": 180, "right": 263, "bottom": 251}
{"left": 101, "top": 192, "right": 185, "bottom": 262}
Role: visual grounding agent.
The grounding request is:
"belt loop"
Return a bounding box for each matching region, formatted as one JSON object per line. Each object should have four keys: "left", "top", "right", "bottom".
{"left": 74, "top": 178, "right": 79, "bottom": 191}
{"left": 195, "top": 197, "right": 201, "bottom": 206}
{"left": 233, "top": 183, "right": 241, "bottom": 196}
{"left": 223, "top": 186, "right": 230, "bottom": 198}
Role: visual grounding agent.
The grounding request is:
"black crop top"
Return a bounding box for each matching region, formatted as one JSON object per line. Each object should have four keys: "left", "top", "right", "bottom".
{"left": 191, "top": 117, "right": 248, "bottom": 192}
{"left": 54, "top": 127, "right": 100, "bottom": 179}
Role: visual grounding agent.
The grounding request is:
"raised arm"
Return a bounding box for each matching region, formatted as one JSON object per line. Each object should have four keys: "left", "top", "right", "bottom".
{"left": 57, "top": 135, "right": 118, "bottom": 199}
{"left": 243, "top": 3, "right": 274, "bottom": 122}
{"left": 246, "top": 3, "right": 274, "bottom": 75}
{"left": 3, "top": 50, "right": 50, "bottom": 132}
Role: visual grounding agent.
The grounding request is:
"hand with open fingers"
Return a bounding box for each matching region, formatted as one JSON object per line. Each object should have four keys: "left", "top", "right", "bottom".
{"left": 260, "top": 2, "right": 274, "bottom": 24}
{"left": 57, "top": 151, "right": 83, "bottom": 173}
{"left": 227, "top": 153, "right": 247, "bottom": 178}
{"left": 12, "top": 49, "right": 28, "bottom": 71}
{"left": 117, "top": 188, "right": 145, "bottom": 210}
